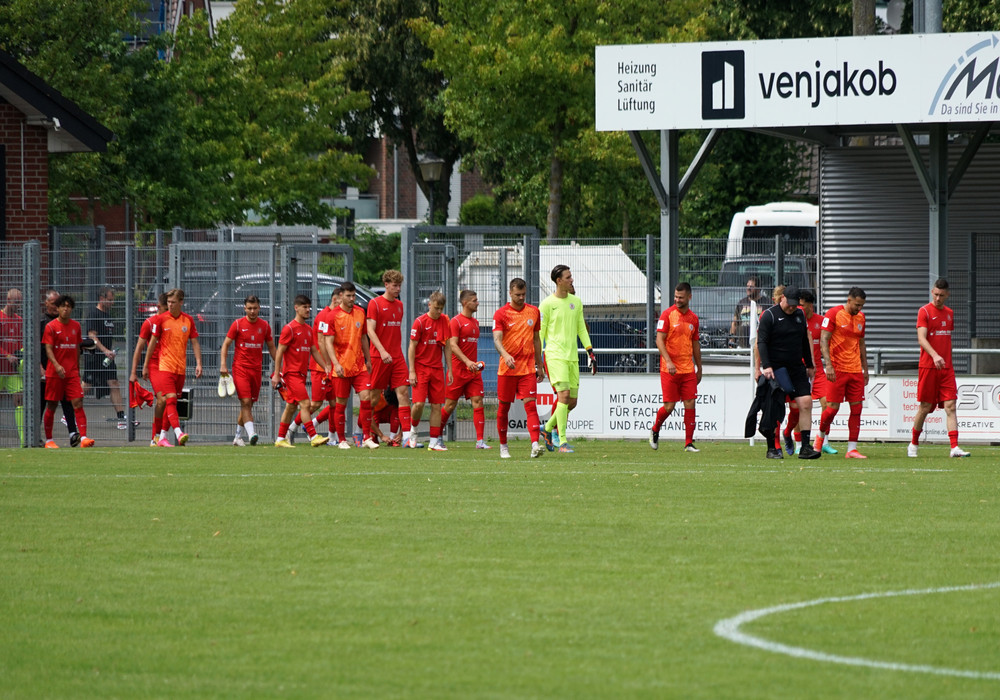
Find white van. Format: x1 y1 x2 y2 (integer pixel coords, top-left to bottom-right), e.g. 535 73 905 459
724 202 819 260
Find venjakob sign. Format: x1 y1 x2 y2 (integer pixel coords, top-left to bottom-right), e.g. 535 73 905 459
596 33 1000 131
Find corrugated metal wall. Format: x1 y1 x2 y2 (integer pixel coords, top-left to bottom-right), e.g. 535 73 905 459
820 143 1000 370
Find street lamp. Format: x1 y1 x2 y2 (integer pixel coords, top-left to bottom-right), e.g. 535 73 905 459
418 153 445 223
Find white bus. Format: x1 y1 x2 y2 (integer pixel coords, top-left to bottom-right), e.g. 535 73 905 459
724 202 819 260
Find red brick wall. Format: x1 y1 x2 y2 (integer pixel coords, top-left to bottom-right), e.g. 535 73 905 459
1 103 49 243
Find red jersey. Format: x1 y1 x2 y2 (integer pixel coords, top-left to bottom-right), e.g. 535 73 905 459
367 295 404 359
450 313 480 378
806 312 824 368
0 308 23 374
493 303 540 376
328 306 368 376
139 315 162 368
226 316 273 373
821 305 866 373
410 313 451 369
42 317 83 378
278 320 314 376
917 302 954 369
311 306 339 371
656 305 699 374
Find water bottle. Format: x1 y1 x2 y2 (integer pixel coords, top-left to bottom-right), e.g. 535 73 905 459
103 350 115 368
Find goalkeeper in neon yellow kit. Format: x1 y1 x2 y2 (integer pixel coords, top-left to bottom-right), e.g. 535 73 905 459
539 265 597 454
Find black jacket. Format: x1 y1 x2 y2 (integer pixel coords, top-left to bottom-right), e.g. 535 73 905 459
745 375 786 439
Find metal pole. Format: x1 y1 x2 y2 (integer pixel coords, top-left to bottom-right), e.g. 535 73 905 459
661 130 680 296
646 234 656 372
125 245 135 442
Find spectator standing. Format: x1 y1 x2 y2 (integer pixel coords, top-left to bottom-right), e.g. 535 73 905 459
909 279 970 458
83 286 127 428
0 288 24 445
731 276 765 348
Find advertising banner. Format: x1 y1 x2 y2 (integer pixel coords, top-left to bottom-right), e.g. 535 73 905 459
596 32 1000 131
505 374 1000 443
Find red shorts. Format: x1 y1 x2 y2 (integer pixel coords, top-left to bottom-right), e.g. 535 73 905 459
233 366 263 402
660 371 697 403
446 371 485 401
45 372 83 401
497 373 537 403
311 369 335 402
371 355 409 391
917 367 957 408
412 365 446 404
811 367 830 401
282 372 309 404
334 371 372 399
151 370 185 396
826 371 865 404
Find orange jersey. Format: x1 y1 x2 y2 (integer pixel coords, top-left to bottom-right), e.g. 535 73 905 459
492 303 540 376
821 305 865 373
656 305 699 374
151 312 198 375
328 306 368 376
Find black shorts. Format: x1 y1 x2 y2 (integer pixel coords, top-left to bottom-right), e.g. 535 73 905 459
83 354 119 398
774 363 811 399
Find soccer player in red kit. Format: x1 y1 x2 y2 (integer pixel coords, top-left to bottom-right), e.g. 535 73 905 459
272 295 331 447
220 295 277 447
649 282 702 452
324 281 377 449
143 288 203 447
42 295 94 448
130 293 168 446
909 278 969 458
816 287 868 458
407 291 452 450
493 278 544 459
442 289 490 449
286 288 341 444
367 269 414 445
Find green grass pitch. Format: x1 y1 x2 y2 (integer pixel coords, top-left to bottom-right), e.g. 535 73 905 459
3 440 999 699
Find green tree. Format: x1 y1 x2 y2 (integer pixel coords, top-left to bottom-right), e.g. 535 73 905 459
344 0 465 225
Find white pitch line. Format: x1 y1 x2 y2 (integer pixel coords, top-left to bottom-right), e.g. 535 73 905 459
714 582 1000 680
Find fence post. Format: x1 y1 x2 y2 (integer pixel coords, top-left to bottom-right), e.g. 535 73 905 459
969 232 977 338
22 241 41 448
646 234 657 372
125 245 136 442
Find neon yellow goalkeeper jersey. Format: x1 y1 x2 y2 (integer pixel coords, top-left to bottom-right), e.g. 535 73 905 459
539 293 592 362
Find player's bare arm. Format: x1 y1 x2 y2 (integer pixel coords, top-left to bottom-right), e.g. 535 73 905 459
448 337 475 371
271 345 287 387
693 341 703 384
142 336 159 380
407 338 418 386
655 331 676 375
445 343 454 386
859 337 869 384
533 333 544 381
45 343 64 378
917 326 946 369
308 345 330 375
323 335 344 377
362 335 372 371
191 336 203 379
367 318 391 363
219 336 234 376
129 338 147 383
820 329 835 381
493 329 515 369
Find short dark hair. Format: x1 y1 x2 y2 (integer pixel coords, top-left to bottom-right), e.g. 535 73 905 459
383 387 399 406
550 264 570 283
244 295 261 305
848 286 866 300
339 281 356 293
675 282 692 294
459 289 477 303
330 286 344 301
56 294 75 309
798 289 816 304
158 292 169 307
933 278 949 290
99 285 115 299
509 278 527 292
293 294 311 307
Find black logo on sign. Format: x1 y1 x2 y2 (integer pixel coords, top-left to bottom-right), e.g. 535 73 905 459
702 50 745 120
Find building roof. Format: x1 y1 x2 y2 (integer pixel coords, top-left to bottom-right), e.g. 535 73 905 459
0 49 114 153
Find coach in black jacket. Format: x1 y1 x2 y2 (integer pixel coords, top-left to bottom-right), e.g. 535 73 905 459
756 286 821 460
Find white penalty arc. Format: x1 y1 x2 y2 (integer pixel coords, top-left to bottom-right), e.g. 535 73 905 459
714 582 1000 680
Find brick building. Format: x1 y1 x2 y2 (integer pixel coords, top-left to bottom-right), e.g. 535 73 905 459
0 50 113 244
